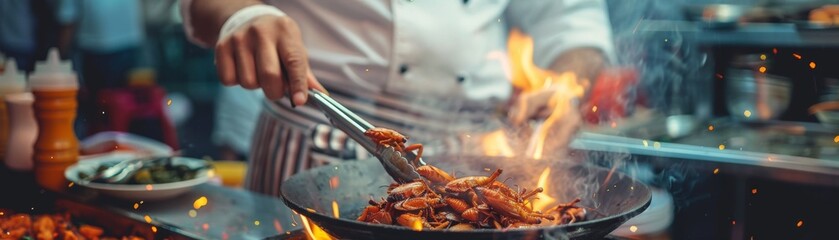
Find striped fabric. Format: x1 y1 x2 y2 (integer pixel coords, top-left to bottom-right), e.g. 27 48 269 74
244 100 371 196
243 95 487 196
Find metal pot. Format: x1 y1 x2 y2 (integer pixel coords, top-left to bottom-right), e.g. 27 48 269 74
725 69 792 121
281 155 651 240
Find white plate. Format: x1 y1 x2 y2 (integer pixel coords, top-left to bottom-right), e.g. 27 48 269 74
65 153 213 201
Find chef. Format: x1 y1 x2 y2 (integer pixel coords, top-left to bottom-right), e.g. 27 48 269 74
181 0 614 196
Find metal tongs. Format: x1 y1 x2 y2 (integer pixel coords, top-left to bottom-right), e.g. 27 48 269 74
307 89 425 183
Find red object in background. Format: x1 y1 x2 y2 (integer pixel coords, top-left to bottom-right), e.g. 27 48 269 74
583 68 642 124
93 86 179 150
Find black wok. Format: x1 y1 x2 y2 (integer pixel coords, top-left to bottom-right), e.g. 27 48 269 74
281 156 651 240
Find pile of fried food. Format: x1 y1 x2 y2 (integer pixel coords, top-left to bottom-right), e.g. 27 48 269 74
357 128 587 230
0 211 142 240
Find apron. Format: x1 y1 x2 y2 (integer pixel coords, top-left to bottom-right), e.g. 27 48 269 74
243 93 499 197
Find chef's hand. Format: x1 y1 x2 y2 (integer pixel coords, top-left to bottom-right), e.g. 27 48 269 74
508 86 582 154
215 15 326 105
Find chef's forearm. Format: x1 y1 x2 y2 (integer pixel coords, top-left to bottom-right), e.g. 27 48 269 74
189 0 264 45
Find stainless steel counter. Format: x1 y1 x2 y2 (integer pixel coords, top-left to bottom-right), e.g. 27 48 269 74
71 184 304 240
573 119 839 187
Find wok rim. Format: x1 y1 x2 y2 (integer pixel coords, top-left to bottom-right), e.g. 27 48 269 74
280 158 652 236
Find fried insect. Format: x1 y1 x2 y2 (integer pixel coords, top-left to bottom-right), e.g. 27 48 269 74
417 165 455 185
444 169 502 193
365 127 424 163
357 125 587 230
387 181 436 202
393 197 445 212
473 187 555 224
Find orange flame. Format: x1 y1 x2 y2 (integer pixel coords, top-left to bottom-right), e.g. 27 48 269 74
531 167 556 212
331 201 340 218
411 219 423 231
300 214 333 240
508 28 586 159
481 129 515 157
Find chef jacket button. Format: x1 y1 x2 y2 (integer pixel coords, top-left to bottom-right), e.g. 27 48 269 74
463 0 469 4
456 75 466 83
399 64 409 75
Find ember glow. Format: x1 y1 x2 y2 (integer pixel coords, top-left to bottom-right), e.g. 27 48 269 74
193 196 208 209
328 176 340 190
331 201 340 218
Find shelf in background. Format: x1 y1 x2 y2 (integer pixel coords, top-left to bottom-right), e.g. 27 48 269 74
637 20 839 47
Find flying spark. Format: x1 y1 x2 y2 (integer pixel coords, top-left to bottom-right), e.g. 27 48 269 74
758 66 767 73
744 110 752 118
719 144 725 150
810 62 816 69
708 125 714 131
792 53 802 59
713 168 720 174
797 220 803 228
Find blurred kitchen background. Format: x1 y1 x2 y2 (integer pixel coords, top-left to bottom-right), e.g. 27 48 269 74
3 0 839 239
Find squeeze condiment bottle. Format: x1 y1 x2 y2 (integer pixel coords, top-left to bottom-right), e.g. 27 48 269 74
0 60 33 171
28 48 79 191
0 60 27 164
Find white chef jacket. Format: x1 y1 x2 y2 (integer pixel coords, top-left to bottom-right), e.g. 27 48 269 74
182 0 614 155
